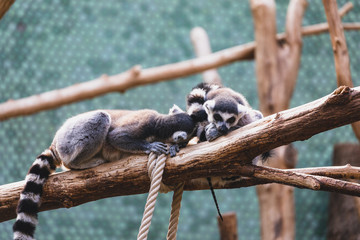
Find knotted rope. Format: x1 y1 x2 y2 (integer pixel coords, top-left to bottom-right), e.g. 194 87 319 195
137 152 185 240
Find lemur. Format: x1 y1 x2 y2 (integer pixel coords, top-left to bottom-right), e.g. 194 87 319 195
13 106 196 240
186 82 268 220
187 82 263 143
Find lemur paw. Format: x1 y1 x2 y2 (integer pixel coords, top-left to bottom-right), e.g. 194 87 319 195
253 110 263 120
168 144 180 157
146 142 168 155
205 123 221 142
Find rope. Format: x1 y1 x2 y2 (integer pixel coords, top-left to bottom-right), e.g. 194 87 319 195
137 152 184 240
137 152 167 240
166 182 185 240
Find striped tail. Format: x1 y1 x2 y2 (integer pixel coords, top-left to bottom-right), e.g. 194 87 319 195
13 149 57 240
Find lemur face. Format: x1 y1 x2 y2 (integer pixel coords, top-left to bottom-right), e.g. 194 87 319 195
168 104 196 143
204 100 248 134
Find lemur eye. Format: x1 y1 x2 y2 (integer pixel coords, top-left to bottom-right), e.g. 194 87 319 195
213 114 223 122
227 117 236 124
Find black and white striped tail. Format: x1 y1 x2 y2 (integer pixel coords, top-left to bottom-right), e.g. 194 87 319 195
13 149 57 240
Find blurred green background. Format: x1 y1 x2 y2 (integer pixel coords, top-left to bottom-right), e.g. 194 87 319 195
0 0 359 239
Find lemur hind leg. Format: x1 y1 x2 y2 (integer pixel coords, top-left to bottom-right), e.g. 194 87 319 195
53 111 111 169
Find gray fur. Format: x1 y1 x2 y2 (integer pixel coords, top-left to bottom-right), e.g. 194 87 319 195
187 84 263 141
53 111 111 169
13 107 196 240
186 83 268 221
51 108 196 170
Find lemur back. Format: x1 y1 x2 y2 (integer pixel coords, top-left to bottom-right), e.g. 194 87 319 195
13 107 196 240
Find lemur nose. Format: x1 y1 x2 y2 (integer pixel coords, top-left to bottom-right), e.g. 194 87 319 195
218 124 228 134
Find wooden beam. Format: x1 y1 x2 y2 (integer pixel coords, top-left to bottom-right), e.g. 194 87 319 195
217 212 238 240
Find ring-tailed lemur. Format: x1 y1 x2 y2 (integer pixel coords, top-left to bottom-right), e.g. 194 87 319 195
186 82 270 220
13 106 196 240
187 82 263 143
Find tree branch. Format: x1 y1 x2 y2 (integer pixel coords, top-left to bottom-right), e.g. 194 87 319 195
286 164 360 179
322 0 360 142
1 86 360 222
0 0 15 20
250 0 307 238
1 18 360 121
323 0 352 87
239 164 360 195
190 27 222 85
197 164 360 191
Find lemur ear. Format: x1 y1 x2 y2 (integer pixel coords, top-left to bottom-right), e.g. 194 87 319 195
169 104 184 115
237 104 248 117
190 110 208 122
204 100 215 113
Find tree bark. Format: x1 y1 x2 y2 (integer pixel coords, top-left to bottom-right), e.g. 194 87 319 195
327 143 360 240
322 3 360 234
1 19 360 121
190 27 222 85
0 0 15 20
322 0 360 141
218 212 238 240
2 86 360 223
250 0 307 239
322 0 352 87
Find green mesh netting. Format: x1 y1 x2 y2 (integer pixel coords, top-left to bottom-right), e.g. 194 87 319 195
0 0 359 239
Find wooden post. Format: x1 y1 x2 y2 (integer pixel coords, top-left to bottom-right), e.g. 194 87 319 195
327 144 360 239
217 212 238 240
250 0 307 239
322 2 360 235
322 0 360 141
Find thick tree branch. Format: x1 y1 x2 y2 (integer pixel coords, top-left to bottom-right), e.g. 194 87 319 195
190 27 222 85
323 0 352 86
240 165 360 195
200 164 360 190
250 0 307 239
277 1 356 39
1 86 360 223
250 0 279 115
322 0 360 141
287 164 360 179
0 41 255 121
1 18 359 121
0 0 15 20
282 0 307 105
